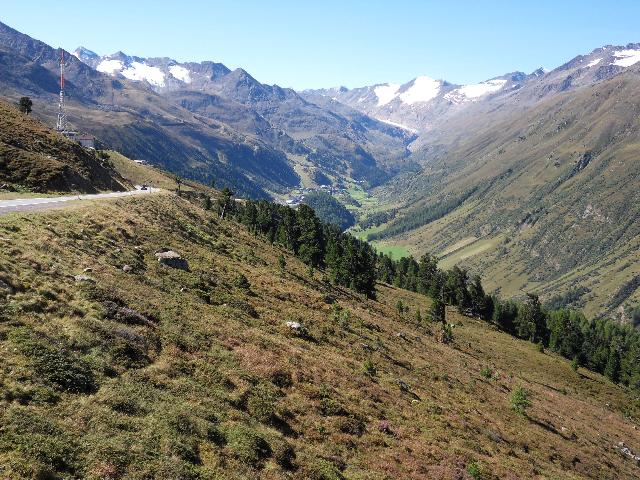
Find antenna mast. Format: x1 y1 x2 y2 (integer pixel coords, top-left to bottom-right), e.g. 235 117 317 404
55 50 67 132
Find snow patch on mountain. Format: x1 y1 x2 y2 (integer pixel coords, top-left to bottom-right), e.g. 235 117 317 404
378 118 418 133
611 49 640 67
121 62 166 87
443 79 506 103
97 59 124 74
586 58 602 68
169 65 191 83
457 79 506 99
399 76 441 105
374 83 400 106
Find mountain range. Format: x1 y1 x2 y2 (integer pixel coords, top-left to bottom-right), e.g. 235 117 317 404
1 19 639 319
0 20 415 198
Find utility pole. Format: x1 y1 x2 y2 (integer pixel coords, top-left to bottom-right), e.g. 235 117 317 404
56 50 67 132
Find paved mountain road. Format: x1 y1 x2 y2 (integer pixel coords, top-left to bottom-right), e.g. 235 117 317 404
0 188 160 216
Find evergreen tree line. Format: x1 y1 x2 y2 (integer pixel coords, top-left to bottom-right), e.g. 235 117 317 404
367 187 478 241
228 199 377 298
302 191 356 231
220 193 640 391
377 252 640 391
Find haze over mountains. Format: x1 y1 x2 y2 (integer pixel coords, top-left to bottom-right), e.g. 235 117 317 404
1 18 639 319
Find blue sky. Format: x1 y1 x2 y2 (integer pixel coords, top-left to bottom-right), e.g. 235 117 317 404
2 0 639 89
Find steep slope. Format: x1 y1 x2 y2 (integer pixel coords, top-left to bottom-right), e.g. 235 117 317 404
0 21 298 198
365 70 640 319
0 193 639 479
72 46 414 186
0 100 127 193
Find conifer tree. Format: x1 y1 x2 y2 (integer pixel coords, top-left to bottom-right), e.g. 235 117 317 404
217 187 234 219
18 96 32 115
429 296 446 324
296 204 324 267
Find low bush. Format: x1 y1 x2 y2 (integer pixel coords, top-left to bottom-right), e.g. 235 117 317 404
225 424 271 467
362 359 377 378
298 456 345 480
246 383 279 424
234 274 251 289
319 397 348 417
467 461 482 479
271 438 296 469
510 386 531 416
9 328 97 393
480 367 492 379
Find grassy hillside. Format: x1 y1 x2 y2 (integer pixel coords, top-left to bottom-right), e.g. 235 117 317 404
0 100 128 193
0 193 638 479
370 72 640 319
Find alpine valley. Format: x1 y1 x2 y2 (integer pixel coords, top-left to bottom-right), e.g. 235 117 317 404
1 19 639 319
2 15 640 480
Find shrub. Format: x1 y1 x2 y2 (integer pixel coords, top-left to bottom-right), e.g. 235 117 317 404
226 424 271 467
270 369 293 388
299 457 344 480
246 383 279 424
480 367 492 379
102 389 146 416
234 274 251 289
168 436 201 464
0 407 79 475
9 328 97 393
510 386 531 416
206 424 226 446
336 415 366 436
362 359 377 378
441 323 454 344
467 461 482 479
571 357 580 372
319 397 348 417
271 438 296 469
168 411 201 437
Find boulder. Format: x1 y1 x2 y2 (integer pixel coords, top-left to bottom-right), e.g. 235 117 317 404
286 321 302 331
103 301 153 326
155 250 189 271
0 279 13 293
74 274 96 284
122 265 133 273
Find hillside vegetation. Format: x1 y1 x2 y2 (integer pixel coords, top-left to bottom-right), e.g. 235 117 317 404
0 100 127 193
1 193 639 479
370 72 640 319
302 191 356 231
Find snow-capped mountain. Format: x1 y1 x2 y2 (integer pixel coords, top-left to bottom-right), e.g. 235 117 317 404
305 43 640 133
73 47 230 91
67 44 413 188
304 72 529 132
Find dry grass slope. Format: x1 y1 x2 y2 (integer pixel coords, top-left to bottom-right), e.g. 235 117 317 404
0 194 638 479
0 100 127 193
